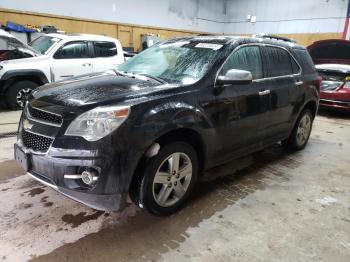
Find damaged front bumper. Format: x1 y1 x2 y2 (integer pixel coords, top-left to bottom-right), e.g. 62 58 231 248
14 141 129 212
27 171 126 211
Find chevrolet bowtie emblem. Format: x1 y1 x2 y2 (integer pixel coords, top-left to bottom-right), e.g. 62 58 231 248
23 119 33 130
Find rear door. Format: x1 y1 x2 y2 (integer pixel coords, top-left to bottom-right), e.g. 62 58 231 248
260 45 301 142
92 41 124 73
212 45 270 161
50 41 93 81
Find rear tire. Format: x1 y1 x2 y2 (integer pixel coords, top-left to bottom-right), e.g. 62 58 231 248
5 80 38 109
130 141 198 216
282 109 313 151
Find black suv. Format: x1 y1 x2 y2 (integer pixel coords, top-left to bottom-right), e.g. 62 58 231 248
15 36 320 216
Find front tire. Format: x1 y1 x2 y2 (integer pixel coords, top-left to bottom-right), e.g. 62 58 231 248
131 142 198 216
5 80 38 109
283 109 313 150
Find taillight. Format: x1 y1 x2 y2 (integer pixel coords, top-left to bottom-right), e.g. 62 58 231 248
316 76 322 93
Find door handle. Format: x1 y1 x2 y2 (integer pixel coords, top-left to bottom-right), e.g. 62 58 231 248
82 63 91 67
60 75 74 78
258 90 270 96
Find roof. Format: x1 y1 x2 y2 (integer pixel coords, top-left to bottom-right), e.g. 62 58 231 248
316 64 350 74
170 35 304 49
46 33 119 42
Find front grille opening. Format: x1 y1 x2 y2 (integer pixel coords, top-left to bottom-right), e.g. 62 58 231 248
21 130 53 153
28 105 63 126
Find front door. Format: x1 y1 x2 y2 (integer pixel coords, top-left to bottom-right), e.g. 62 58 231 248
50 41 93 82
212 45 269 163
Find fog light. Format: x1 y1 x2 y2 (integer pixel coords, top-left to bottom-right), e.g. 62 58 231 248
81 170 98 185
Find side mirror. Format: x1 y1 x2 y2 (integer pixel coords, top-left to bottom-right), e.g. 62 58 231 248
216 69 253 86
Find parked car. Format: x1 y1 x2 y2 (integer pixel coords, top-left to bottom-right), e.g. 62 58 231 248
0 33 124 109
15 35 320 216
316 64 350 111
0 29 37 61
307 39 350 65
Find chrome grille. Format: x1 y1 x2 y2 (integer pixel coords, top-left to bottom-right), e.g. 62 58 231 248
21 130 53 153
27 105 62 126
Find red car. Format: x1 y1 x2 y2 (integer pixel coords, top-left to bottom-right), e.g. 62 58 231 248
308 39 350 65
308 39 350 111
316 64 350 111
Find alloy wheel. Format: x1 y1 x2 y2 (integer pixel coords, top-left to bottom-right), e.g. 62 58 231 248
16 88 32 108
152 152 193 207
296 113 311 147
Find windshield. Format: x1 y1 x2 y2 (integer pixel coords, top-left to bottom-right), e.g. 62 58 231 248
30 36 62 55
118 41 222 84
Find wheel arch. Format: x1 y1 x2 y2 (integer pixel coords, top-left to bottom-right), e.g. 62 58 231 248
153 128 206 173
129 127 206 197
1 69 49 94
302 99 318 120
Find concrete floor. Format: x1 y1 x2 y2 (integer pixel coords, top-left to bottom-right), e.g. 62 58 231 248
0 109 349 262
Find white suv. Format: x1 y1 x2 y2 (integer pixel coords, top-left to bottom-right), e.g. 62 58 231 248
0 33 124 109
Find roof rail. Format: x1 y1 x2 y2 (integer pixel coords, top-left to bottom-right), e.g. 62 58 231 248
254 34 296 43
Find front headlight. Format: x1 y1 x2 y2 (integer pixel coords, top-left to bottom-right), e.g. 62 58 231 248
65 105 130 141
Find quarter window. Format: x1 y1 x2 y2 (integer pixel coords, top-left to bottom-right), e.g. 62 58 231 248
93 41 117 57
220 46 263 80
265 46 298 77
54 41 89 59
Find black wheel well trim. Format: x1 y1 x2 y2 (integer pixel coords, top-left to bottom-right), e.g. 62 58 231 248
287 99 318 139
1 70 49 93
153 128 206 172
302 99 318 120
129 127 207 196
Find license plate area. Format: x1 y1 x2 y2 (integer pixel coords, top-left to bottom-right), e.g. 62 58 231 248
15 145 30 172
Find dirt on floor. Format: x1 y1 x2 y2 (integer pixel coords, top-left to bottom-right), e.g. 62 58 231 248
0 110 349 262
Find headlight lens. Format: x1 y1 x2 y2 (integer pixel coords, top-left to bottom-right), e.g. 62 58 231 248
65 105 130 141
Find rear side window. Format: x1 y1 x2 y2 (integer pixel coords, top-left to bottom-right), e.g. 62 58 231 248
54 41 89 59
93 41 117 57
293 49 316 74
264 46 297 77
220 46 263 79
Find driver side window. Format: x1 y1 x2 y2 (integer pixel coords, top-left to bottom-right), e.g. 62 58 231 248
54 41 89 59
220 46 263 80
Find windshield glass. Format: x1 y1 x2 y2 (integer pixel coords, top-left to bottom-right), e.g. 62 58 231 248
30 36 62 54
118 41 222 84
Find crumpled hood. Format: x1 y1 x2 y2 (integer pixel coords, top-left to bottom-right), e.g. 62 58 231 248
1 54 46 65
31 71 178 109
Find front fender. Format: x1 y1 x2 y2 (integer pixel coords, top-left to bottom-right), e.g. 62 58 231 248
1 69 49 83
132 100 213 148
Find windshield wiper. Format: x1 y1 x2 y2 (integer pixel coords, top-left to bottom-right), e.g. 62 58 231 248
139 73 167 84
114 70 167 84
113 69 128 76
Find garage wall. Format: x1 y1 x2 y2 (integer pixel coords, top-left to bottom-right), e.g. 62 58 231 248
1 0 348 48
223 0 348 46
0 0 226 34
